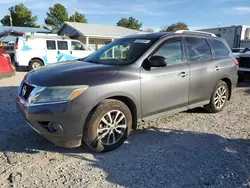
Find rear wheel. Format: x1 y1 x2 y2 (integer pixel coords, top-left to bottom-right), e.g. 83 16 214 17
29 59 43 70
204 80 229 113
83 99 132 153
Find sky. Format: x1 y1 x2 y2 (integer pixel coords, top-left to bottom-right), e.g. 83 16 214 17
0 0 249 31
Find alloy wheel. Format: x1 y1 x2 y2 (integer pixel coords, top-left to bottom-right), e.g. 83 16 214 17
97 110 127 146
214 86 227 109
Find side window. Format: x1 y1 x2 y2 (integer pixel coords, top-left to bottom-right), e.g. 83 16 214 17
71 41 85 50
57 41 68 50
208 39 229 58
154 40 183 65
46 40 56 50
185 37 212 62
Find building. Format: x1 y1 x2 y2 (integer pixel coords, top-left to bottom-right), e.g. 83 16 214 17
0 26 51 44
199 25 250 49
58 22 146 50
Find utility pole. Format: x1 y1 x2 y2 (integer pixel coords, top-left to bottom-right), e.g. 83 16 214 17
9 10 12 26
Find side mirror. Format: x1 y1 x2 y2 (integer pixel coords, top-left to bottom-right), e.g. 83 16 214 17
148 56 167 67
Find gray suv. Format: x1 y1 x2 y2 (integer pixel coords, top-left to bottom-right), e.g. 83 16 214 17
16 31 238 152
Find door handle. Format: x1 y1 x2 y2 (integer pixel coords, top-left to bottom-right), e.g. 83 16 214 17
215 66 220 71
57 51 60 54
178 72 188 78
70 51 72 54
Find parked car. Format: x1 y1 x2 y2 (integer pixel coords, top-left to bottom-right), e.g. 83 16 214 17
236 53 250 82
16 31 238 152
15 33 94 70
232 47 250 57
0 30 24 64
0 48 15 80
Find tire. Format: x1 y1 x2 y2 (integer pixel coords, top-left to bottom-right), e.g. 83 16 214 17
204 80 229 113
29 59 43 70
83 99 133 153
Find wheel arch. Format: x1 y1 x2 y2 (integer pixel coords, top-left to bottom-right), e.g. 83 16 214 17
85 93 140 131
29 57 44 66
221 77 232 100
107 96 138 130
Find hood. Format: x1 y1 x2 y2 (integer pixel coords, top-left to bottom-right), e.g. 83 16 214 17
26 61 120 86
236 52 250 58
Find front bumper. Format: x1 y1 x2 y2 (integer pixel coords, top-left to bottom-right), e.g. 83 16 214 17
16 96 83 148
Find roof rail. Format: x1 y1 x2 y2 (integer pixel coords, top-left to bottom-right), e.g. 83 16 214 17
24 33 70 39
25 32 57 36
175 30 216 37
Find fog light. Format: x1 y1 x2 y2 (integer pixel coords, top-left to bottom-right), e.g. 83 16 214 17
48 122 60 133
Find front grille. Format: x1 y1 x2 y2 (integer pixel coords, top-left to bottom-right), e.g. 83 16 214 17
239 57 250 68
21 82 35 100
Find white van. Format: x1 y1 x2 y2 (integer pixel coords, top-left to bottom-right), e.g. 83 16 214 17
15 33 94 70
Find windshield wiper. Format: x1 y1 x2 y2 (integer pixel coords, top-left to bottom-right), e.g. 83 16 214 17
85 59 99 64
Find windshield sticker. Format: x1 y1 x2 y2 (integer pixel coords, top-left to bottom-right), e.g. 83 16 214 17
134 39 151 44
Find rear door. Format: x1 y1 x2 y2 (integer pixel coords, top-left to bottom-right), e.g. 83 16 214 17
46 40 57 64
71 40 92 58
184 37 222 105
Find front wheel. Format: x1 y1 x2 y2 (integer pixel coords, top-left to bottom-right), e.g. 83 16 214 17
83 99 132 153
204 80 229 113
29 59 43 70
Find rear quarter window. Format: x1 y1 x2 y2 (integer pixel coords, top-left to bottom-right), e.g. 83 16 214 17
208 39 229 58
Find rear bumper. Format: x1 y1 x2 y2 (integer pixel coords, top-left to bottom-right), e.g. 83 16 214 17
238 68 250 78
14 61 19 67
238 67 250 72
0 71 15 80
16 96 84 148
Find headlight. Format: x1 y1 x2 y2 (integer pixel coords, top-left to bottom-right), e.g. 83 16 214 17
30 85 88 104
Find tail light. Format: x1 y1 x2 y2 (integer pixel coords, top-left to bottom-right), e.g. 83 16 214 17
15 38 18 49
0 53 10 59
233 58 239 67
24 73 28 80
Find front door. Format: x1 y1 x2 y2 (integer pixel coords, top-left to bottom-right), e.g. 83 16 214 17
141 37 189 118
71 41 92 58
46 40 57 64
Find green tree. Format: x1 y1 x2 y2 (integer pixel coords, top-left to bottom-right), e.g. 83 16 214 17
160 22 189 32
1 4 37 27
117 17 142 30
45 3 69 30
143 28 154 32
69 11 87 23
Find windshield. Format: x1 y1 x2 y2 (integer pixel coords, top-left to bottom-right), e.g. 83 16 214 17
84 38 156 65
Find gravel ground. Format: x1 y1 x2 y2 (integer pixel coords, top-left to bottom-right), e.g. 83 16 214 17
0 72 250 188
